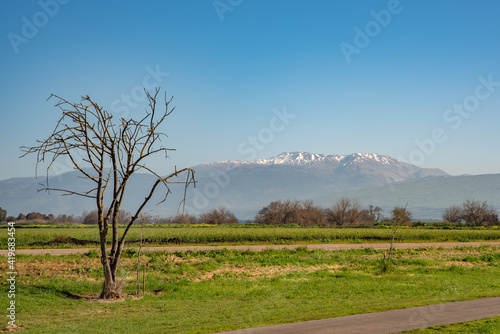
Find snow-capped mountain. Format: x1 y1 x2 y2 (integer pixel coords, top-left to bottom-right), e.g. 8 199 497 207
3 151 498 221
199 151 352 169
195 151 447 183
179 151 453 219
260 152 393 167
254 152 343 166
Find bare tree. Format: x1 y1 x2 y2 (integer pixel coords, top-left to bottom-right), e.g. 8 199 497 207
386 204 412 267
83 210 99 225
301 200 327 226
256 200 326 226
368 205 383 222
326 198 349 226
326 197 367 226
0 207 6 222
461 199 498 227
26 212 45 220
56 214 68 223
442 205 463 223
22 88 195 299
169 213 197 224
198 206 239 225
256 200 294 225
83 208 132 225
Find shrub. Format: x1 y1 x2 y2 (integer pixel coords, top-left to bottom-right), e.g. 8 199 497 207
256 200 326 226
461 199 499 227
198 206 238 225
325 198 374 226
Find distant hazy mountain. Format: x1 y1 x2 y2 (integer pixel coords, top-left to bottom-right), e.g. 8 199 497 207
0 152 498 221
196 151 447 181
186 152 449 219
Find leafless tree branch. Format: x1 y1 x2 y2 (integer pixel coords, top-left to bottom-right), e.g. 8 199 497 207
22 88 195 299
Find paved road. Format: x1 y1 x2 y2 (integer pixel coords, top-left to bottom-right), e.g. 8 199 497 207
2 241 500 256
214 297 500 334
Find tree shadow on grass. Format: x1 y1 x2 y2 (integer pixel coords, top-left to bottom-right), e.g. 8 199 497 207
32 284 154 304
32 285 85 300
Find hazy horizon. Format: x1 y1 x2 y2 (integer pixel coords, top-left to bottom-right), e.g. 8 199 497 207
1 150 496 183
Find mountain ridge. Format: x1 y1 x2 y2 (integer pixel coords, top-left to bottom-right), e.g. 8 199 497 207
0 152 497 221
199 151 406 168
195 151 448 183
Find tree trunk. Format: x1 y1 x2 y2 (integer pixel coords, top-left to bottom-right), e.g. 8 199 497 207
99 255 122 299
98 230 122 299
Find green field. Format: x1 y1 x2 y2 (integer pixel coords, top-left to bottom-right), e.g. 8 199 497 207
2 246 500 333
4 225 500 248
401 316 500 333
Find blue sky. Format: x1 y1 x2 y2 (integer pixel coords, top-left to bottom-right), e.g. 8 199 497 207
1 0 500 180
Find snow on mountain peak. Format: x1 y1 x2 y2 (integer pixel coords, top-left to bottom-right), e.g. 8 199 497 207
267 152 394 166
345 153 394 165
194 151 448 184
197 152 419 172
270 152 327 165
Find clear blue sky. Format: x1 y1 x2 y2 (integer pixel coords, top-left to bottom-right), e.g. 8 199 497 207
1 0 500 180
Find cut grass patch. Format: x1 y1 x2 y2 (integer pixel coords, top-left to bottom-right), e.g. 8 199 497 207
399 316 500 333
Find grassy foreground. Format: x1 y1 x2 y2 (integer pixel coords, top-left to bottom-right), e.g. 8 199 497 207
1 246 500 333
4 225 500 248
401 316 500 333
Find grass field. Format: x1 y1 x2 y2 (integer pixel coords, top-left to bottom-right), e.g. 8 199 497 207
4 225 500 248
1 246 500 333
401 316 500 333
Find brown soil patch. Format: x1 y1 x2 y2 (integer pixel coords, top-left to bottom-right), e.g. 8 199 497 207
0 257 140 281
445 261 479 268
28 236 99 247
68 292 147 303
195 263 342 281
6 258 100 280
0 326 23 333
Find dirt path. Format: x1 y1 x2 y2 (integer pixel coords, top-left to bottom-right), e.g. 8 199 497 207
3 241 500 256
214 297 500 334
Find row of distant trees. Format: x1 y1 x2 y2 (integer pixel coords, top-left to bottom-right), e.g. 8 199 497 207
0 200 380 226
0 208 78 223
1 198 498 227
258 198 499 227
442 199 499 226
78 199 388 227
255 198 383 227
0 209 77 223
0 206 239 226
81 206 240 225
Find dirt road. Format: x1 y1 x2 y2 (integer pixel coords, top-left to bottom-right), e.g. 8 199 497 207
3 241 500 256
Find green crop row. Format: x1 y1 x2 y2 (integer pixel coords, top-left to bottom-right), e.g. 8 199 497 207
3 226 500 248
